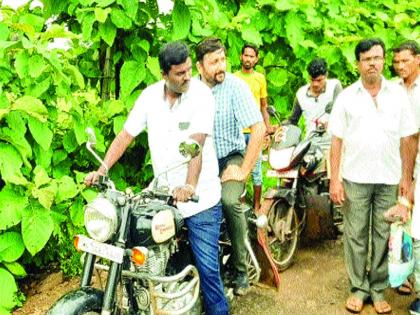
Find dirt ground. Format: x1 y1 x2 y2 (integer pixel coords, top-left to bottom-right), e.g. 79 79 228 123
13 237 415 315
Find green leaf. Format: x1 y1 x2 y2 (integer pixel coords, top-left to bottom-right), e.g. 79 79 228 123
26 77 51 98
34 144 52 170
99 18 117 46
0 232 25 262
172 0 191 40
28 117 53 151
113 115 126 135
0 23 10 41
266 69 289 88
94 7 112 23
241 25 262 47
120 60 146 100
0 268 17 310
73 118 87 145
13 96 48 122
81 13 95 41
28 55 47 78
41 24 79 41
14 50 29 79
146 56 161 80
104 99 125 118
0 144 27 185
19 14 45 32
110 9 132 29
33 165 51 188
0 186 27 231
21 204 54 256
117 0 138 20
70 197 84 227
32 182 57 210
96 0 116 7
285 11 305 52
3 262 26 277
63 130 78 153
64 64 85 89
56 176 78 203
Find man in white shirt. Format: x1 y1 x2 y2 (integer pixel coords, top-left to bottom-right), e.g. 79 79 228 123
85 42 228 315
285 57 342 137
393 40 420 314
329 38 418 314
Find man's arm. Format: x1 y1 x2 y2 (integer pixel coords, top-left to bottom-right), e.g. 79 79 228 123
325 81 343 114
399 133 418 200
221 121 265 182
260 98 275 134
284 98 302 125
84 129 134 185
173 133 206 202
329 135 345 205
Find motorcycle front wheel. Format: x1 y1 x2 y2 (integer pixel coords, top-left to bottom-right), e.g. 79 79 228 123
267 201 299 271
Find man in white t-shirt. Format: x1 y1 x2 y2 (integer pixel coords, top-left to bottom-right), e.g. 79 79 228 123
329 38 417 314
285 57 342 137
393 40 420 314
85 42 228 315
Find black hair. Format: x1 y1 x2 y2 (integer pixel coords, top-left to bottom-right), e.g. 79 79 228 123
195 37 225 62
158 41 189 74
393 40 420 56
242 43 259 56
307 58 327 78
354 38 386 61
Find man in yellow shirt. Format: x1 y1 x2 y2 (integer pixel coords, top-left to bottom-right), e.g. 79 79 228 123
235 43 273 210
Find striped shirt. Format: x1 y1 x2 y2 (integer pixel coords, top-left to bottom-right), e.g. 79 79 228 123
210 73 263 159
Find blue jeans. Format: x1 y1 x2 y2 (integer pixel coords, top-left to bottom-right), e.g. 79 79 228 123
244 133 262 186
185 202 228 315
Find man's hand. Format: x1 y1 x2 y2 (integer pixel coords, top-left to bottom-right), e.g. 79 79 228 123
172 185 195 203
330 179 345 205
266 125 277 135
84 170 105 187
384 204 411 223
399 177 414 203
221 164 247 183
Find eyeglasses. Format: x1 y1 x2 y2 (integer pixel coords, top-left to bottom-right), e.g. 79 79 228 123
360 56 384 63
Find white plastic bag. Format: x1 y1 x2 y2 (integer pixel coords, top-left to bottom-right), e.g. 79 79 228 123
388 221 414 288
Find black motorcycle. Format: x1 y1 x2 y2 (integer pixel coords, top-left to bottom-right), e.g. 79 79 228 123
47 128 272 315
261 106 341 271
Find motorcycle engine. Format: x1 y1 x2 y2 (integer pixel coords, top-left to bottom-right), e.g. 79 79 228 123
129 202 184 247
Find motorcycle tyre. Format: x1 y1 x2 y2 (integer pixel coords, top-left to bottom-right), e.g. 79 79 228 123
267 202 299 271
46 287 103 315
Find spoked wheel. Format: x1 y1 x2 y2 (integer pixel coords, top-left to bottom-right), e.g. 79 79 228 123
267 201 299 271
245 249 259 284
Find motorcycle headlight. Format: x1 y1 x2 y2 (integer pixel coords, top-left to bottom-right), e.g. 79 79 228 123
84 196 118 242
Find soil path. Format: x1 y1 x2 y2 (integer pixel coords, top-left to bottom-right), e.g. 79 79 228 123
13 238 414 315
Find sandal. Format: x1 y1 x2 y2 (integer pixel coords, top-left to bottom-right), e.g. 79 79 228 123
345 296 364 313
396 280 413 295
373 300 392 314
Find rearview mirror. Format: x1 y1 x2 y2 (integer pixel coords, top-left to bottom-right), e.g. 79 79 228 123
179 139 201 160
267 106 277 116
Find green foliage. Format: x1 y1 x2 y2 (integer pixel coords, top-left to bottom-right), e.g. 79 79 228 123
0 0 418 313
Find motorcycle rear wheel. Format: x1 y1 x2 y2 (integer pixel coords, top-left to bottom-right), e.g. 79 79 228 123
267 201 299 271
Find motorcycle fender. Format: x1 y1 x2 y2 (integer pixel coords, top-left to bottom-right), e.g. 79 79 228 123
46 287 103 315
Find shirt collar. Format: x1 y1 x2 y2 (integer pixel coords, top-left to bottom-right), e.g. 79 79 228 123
161 80 189 109
397 74 420 90
355 76 390 94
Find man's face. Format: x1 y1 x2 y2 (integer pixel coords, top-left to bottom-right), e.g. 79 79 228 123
163 57 192 94
357 45 384 84
240 47 258 70
310 75 327 95
197 48 226 86
393 49 420 80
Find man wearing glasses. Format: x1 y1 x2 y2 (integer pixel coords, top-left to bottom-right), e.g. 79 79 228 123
328 38 417 314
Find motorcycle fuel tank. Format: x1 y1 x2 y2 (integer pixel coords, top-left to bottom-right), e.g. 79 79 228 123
130 203 184 247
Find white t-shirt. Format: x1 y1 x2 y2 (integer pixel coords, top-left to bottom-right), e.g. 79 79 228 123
328 77 417 184
124 78 221 218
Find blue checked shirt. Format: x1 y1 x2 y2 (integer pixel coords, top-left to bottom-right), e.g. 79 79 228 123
211 73 263 159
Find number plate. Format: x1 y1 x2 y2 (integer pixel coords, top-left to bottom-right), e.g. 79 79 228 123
266 169 299 178
76 235 124 264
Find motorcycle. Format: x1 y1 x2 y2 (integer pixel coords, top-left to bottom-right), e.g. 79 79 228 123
260 106 342 271
47 128 277 315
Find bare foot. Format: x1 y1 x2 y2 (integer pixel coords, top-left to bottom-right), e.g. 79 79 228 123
373 300 392 314
345 296 363 313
